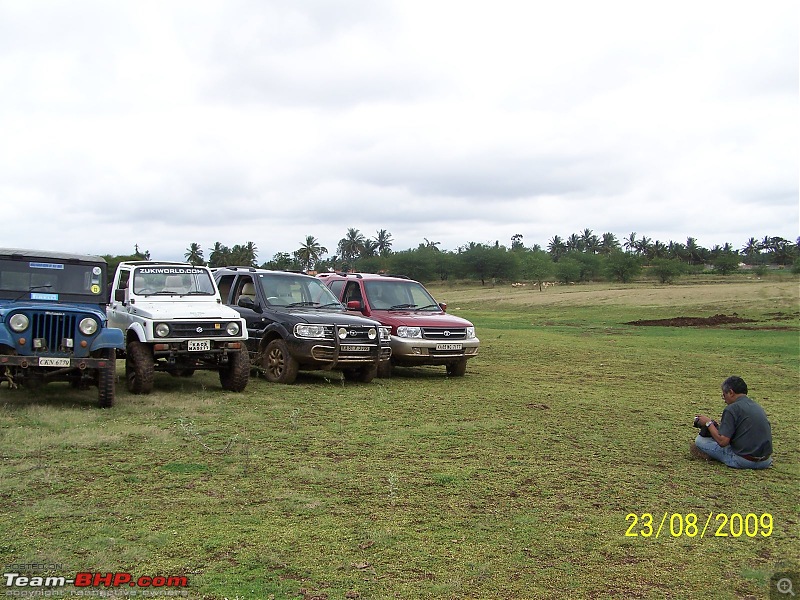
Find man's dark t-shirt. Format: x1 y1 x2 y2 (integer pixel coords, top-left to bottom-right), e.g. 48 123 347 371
718 395 773 458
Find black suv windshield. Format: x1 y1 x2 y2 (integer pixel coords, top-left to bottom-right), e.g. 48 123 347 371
259 274 340 307
0 257 106 302
364 280 439 310
133 267 216 296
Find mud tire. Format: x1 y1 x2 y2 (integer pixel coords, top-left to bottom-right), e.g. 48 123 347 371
126 341 154 394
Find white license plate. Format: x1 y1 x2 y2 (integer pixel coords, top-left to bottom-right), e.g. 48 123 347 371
39 357 71 367
188 340 211 352
435 343 463 351
341 345 369 352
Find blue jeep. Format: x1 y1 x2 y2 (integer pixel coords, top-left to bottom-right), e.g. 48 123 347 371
0 248 124 407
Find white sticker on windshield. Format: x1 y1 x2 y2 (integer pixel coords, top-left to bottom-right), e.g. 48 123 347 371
31 292 59 301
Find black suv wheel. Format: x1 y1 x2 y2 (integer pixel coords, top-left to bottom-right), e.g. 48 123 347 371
262 339 299 384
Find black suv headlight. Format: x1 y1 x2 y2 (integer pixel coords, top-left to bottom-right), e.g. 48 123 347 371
295 324 326 339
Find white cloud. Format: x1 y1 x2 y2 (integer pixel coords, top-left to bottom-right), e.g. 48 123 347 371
0 0 796 262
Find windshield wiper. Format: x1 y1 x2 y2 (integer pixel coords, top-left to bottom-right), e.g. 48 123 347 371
286 301 318 307
15 285 52 301
317 302 343 308
415 304 440 311
389 303 417 310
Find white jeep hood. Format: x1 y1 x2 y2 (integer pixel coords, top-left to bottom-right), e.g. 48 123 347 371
128 299 242 321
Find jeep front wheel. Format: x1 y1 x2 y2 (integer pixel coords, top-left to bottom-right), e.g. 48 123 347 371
220 347 249 392
126 341 154 394
262 339 299 384
97 348 116 408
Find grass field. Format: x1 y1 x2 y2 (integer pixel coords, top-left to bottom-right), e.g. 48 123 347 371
1 275 798 599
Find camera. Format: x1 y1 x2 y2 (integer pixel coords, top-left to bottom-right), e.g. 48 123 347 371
693 416 718 437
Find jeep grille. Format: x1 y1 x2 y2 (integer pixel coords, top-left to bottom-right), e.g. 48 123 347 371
32 312 77 352
422 327 467 340
164 322 236 338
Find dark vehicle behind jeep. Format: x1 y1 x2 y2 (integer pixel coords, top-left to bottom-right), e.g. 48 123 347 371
0 248 124 407
214 267 390 384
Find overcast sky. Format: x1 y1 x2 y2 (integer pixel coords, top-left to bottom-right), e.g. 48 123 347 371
1 0 797 263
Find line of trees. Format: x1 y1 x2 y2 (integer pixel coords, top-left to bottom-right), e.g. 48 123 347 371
170 229 800 286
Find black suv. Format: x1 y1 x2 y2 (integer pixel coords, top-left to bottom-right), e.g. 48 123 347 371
214 267 390 383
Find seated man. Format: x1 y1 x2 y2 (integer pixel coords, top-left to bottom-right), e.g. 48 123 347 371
690 375 773 469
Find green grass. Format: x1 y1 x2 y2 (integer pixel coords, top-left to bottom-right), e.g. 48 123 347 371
1 277 798 599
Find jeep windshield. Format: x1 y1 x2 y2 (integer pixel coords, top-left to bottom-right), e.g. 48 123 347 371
0 256 106 303
364 280 441 311
258 274 341 308
133 267 216 296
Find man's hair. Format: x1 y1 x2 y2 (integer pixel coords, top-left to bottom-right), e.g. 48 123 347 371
722 376 748 395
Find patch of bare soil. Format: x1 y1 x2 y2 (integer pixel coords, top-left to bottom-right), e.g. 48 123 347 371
625 313 756 327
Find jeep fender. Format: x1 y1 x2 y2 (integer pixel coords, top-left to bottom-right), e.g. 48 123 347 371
89 327 126 352
0 324 14 349
124 322 148 344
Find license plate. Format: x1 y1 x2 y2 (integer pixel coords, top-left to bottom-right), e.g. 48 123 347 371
435 343 463 351
188 340 211 352
341 345 369 352
39 357 71 367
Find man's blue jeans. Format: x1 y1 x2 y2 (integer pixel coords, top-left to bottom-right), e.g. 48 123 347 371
695 435 772 469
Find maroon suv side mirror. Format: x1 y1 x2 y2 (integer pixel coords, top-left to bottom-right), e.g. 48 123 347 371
439 302 447 313
346 300 363 312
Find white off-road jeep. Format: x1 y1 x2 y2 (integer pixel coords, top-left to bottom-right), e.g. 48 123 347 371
107 261 249 393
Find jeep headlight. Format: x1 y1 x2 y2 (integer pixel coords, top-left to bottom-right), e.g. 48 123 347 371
155 323 171 337
79 317 99 336
397 326 422 339
9 314 29 333
226 322 240 336
379 326 391 341
466 326 476 339
296 324 326 339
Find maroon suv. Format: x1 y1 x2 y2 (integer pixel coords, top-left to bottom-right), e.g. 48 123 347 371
318 272 479 377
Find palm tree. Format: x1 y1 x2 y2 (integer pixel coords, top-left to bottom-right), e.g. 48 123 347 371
651 240 668 259
600 232 620 255
208 242 231 268
338 228 366 262
741 237 760 263
374 229 393 256
624 232 637 254
686 237 703 265
230 242 258 267
423 238 441 251
184 243 205 266
296 236 328 271
360 239 379 258
547 236 566 261
635 236 652 258
581 229 600 254
566 233 584 252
